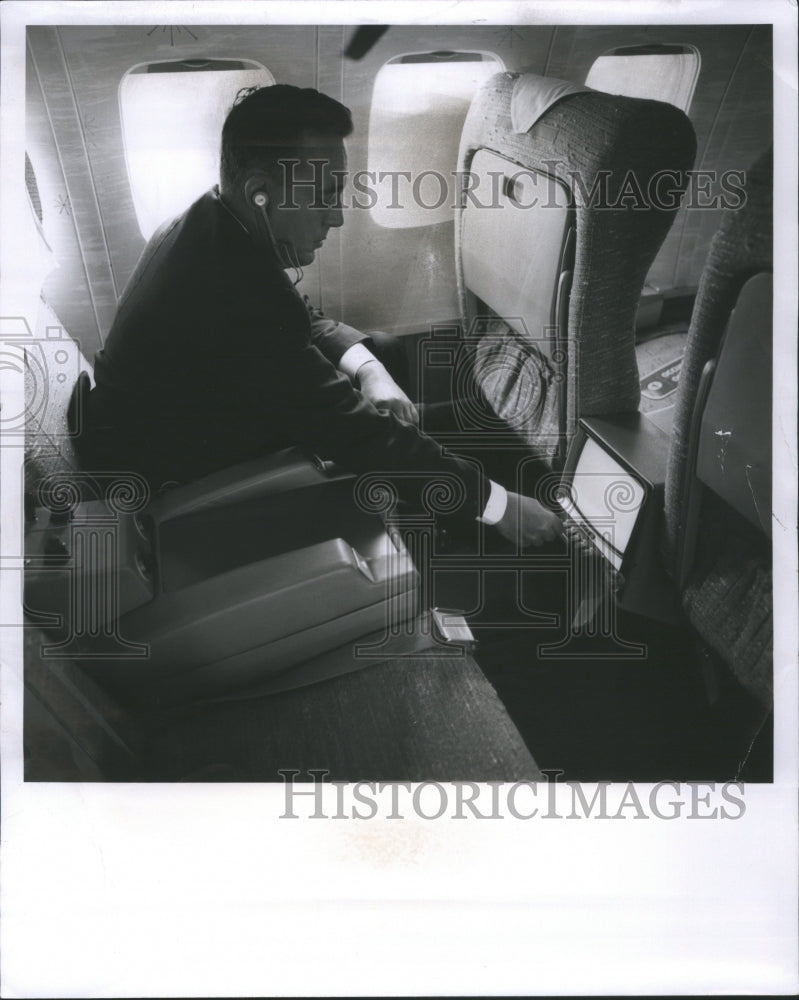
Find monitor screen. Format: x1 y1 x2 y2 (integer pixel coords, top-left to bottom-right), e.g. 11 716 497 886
559 437 646 569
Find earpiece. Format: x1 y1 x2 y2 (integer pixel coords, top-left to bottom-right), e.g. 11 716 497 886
249 186 303 285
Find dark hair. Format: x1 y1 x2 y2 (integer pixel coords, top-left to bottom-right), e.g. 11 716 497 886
220 83 353 192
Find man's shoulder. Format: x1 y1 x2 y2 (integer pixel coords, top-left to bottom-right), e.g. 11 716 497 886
111 189 226 326
174 189 287 284
126 189 222 277
114 186 298 338
164 187 234 258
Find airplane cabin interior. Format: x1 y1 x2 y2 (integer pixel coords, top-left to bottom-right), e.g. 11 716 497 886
16 21 775 783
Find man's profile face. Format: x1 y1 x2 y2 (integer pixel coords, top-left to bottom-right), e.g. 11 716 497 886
265 134 347 267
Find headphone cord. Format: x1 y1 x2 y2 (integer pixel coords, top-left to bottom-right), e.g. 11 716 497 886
219 191 303 285
284 245 304 286
253 197 304 284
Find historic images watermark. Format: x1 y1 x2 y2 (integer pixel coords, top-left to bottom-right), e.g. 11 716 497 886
277 770 747 821
276 162 748 212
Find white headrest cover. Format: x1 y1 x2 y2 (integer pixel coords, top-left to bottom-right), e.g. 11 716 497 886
510 73 589 133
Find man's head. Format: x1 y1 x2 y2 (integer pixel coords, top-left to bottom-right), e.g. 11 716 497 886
220 84 353 266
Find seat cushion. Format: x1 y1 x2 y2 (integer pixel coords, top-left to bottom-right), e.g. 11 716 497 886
141 653 543 782
682 498 772 706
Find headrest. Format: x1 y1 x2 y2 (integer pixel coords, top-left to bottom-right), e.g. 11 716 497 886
510 73 590 132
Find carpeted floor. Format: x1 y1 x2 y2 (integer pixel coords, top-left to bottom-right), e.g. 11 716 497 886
429 533 772 782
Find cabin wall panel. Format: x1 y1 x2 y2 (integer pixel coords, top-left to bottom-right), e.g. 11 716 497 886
27 27 112 359
26 45 92 355
27 29 119 349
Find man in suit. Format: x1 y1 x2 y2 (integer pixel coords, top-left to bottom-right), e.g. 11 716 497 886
78 84 562 547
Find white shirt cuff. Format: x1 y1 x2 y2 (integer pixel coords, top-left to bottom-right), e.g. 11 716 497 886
339 343 378 380
478 480 508 524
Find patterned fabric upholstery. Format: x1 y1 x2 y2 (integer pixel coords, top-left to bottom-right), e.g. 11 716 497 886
456 72 696 462
663 148 773 572
142 653 543 782
682 497 773 705
663 148 773 705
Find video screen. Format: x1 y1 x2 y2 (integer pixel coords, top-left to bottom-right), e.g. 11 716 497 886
560 437 646 568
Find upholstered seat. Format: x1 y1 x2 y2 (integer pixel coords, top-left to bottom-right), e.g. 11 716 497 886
662 148 773 706
455 71 697 467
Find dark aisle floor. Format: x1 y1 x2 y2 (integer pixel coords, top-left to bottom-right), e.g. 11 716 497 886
470 622 772 782
430 532 773 782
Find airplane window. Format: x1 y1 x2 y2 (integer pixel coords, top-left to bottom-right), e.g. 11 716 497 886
119 59 275 239
585 44 701 114
367 50 504 229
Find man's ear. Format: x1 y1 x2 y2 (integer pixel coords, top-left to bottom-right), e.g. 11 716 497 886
243 171 275 212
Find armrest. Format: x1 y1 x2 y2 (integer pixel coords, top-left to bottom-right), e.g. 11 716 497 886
145 448 354 526
102 534 419 701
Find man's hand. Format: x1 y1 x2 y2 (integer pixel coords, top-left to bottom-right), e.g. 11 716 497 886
494 491 565 548
357 360 419 425
564 518 595 555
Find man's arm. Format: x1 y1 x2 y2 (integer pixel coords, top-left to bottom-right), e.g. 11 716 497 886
305 296 419 425
244 322 561 542
305 296 367 365
234 283 562 543
346 357 419 426
234 324 488 519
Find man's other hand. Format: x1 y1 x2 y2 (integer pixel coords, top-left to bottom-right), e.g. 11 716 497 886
494 491 565 548
357 361 419 424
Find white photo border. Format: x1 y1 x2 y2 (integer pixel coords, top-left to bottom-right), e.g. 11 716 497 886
1 2 796 996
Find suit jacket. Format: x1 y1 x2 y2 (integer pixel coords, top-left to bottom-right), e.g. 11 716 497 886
79 188 488 518
305 296 368 363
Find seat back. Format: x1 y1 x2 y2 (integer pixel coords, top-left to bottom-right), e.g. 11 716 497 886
662 148 773 705
455 71 696 466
